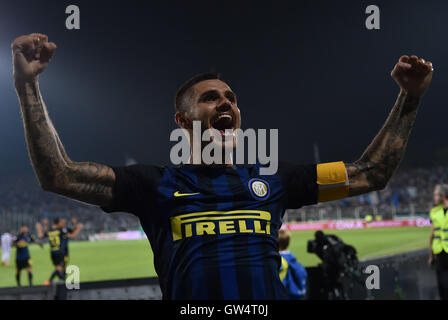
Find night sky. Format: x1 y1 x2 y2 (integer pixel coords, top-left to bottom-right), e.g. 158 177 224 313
0 0 447 179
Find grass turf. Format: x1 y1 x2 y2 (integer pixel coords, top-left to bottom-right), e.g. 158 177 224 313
0 226 430 288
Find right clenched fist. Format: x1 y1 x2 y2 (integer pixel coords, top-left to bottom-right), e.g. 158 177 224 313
12 33 56 83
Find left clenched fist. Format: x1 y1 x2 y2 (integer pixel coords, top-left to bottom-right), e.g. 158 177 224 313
391 55 433 98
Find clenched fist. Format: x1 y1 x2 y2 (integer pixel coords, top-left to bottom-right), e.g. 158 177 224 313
391 55 433 98
12 33 56 83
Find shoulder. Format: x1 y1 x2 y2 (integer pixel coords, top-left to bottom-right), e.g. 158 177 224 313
430 205 442 214
268 162 316 176
274 162 317 184
283 251 297 261
111 164 167 180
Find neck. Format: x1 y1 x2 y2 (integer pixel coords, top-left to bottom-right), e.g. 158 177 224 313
188 143 234 167
443 200 448 209
187 154 234 167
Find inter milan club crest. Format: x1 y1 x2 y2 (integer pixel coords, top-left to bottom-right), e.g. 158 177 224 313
248 178 270 200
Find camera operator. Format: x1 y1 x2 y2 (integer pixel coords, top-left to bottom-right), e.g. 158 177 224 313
308 230 358 299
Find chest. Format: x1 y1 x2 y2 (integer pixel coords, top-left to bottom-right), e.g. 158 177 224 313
19 235 31 243
146 171 285 241
432 210 448 226
157 172 283 212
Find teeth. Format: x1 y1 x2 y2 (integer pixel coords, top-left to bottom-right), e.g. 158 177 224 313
218 114 232 120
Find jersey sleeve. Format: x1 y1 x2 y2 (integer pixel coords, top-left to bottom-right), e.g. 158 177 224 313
278 161 350 208
277 162 318 208
100 164 163 215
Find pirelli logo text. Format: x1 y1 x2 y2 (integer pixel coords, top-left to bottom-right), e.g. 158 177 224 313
170 210 271 241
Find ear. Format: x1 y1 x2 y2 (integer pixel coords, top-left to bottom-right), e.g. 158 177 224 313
174 111 192 129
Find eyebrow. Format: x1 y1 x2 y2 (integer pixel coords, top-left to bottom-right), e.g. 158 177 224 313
225 90 237 101
198 89 237 102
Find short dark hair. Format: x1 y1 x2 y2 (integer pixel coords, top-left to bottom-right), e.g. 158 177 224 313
174 72 220 112
278 229 290 251
437 184 448 198
53 218 60 225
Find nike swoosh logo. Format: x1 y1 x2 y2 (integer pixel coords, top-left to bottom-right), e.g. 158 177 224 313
174 191 200 197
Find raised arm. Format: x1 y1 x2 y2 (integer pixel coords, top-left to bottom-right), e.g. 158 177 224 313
67 223 83 239
346 55 433 196
12 33 115 207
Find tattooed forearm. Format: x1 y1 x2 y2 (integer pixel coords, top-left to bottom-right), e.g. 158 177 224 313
347 92 421 196
59 162 115 205
15 80 115 206
15 80 68 188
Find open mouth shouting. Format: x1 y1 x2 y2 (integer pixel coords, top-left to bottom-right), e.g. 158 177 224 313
210 113 236 138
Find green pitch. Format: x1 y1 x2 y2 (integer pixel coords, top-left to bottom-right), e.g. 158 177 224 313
0 226 430 288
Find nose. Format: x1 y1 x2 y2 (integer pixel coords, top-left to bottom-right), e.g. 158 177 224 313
216 100 231 113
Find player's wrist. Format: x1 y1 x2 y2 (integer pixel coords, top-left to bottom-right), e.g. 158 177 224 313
14 76 38 90
399 88 424 100
399 89 423 102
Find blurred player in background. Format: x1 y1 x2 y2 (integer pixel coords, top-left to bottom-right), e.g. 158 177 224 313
278 229 307 299
12 33 433 299
13 225 42 286
37 217 83 284
428 184 448 300
1 231 13 267
66 216 80 259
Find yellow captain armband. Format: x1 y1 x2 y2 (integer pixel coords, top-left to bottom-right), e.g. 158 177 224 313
317 161 349 202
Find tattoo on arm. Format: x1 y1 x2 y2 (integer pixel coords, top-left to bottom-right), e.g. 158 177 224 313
16 80 67 187
15 80 115 206
60 162 115 206
347 92 421 196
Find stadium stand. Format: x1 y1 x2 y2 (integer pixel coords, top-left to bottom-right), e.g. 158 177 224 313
284 166 448 223
0 174 140 238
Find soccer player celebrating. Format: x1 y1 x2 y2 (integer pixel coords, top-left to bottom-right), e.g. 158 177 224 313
13 225 41 287
36 217 83 285
12 33 433 299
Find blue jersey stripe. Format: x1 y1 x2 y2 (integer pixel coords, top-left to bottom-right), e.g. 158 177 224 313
212 173 240 300
255 163 287 299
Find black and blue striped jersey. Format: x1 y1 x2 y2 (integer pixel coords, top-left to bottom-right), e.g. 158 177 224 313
45 227 72 255
14 233 35 261
102 162 318 300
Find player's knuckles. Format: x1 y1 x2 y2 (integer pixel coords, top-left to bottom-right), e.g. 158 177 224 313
12 37 36 52
29 33 48 42
11 37 28 50
408 56 418 66
419 62 430 74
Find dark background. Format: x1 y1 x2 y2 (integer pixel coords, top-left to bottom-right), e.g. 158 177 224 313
0 0 446 179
